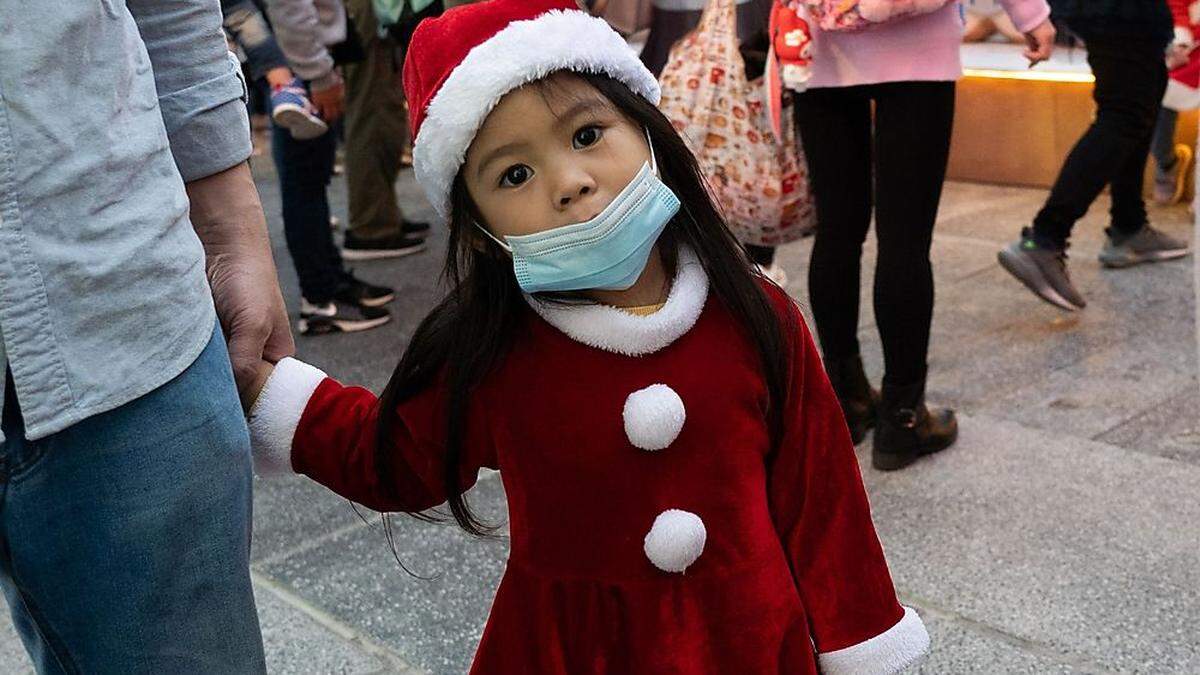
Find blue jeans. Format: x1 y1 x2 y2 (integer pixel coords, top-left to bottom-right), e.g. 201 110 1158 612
273 122 345 304
0 326 266 674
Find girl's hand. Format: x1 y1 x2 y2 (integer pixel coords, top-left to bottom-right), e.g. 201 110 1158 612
240 360 276 414
1023 19 1056 67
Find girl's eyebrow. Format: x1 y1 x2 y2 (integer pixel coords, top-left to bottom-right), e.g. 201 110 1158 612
552 99 610 130
475 140 530 181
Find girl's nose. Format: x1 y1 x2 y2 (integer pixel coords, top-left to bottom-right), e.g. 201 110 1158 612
555 172 598 212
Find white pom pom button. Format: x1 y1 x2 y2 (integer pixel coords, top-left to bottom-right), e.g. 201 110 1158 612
643 509 706 573
622 384 686 451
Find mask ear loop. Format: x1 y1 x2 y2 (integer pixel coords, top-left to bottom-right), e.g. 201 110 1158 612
473 220 513 253
645 127 658 175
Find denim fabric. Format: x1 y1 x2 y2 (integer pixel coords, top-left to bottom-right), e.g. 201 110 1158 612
0 2 251 442
272 123 344 303
0 325 265 674
223 0 290 81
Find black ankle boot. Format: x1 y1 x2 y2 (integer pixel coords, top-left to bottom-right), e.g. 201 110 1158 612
825 355 880 445
872 381 957 471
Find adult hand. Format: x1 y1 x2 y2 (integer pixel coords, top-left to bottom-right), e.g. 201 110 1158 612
1023 19 1056 67
187 163 295 409
310 72 345 123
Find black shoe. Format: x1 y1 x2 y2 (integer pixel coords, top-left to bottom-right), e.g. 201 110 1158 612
402 219 431 237
872 381 957 471
335 269 395 308
298 299 390 336
825 354 879 445
997 228 1086 311
341 231 427 261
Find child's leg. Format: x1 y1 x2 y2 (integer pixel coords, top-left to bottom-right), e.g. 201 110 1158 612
796 87 874 365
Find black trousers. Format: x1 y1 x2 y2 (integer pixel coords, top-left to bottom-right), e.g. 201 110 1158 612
796 81 956 387
1032 28 1169 247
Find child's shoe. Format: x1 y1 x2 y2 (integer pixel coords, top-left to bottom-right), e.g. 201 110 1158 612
271 78 329 141
872 381 957 472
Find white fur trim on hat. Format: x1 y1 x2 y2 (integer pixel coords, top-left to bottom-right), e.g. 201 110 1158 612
247 357 328 477
413 9 661 222
525 246 709 357
623 384 686 451
818 606 931 675
643 509 706 573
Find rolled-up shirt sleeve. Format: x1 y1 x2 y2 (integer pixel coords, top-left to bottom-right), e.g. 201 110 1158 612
127 0 253 182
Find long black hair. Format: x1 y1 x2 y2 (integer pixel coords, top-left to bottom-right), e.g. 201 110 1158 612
375 71 792 538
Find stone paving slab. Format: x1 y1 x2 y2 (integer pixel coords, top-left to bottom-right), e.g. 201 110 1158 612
864 414 1200 674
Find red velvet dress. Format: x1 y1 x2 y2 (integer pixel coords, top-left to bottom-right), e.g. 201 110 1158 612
249 250 929 674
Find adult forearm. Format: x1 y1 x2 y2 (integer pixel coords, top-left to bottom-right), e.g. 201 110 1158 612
187 163 295 403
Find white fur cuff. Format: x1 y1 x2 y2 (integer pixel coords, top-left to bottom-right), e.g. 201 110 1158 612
818 606 930 675
247 357 328 477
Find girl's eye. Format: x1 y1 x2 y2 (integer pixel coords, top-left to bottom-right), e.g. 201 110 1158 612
499 164 532 188
573 125 603 149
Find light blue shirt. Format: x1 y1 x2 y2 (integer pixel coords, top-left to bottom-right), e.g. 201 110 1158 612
0 1 252 440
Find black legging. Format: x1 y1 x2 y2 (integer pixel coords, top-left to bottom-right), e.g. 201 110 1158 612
796 81 956 387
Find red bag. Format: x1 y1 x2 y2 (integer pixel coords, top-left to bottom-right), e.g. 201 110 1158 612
657 0 815 247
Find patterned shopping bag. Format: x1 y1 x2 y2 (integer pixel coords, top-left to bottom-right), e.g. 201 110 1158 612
657 0 815 247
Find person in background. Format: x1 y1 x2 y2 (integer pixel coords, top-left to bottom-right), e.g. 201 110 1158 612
797 0 1055 470
999 0 1190 311
638 0 788 284
340 0 432 261
265 0 399 335
222 0 329 140
1149 0 1200 206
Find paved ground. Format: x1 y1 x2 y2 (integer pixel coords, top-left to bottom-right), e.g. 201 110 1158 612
0 147 1196 673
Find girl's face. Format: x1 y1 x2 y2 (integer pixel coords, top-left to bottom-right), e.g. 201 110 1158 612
462 72 652 239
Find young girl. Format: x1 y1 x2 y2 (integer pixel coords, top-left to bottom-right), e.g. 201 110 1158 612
246 0 929 671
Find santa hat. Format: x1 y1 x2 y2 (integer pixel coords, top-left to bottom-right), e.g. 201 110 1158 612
403 0 661 223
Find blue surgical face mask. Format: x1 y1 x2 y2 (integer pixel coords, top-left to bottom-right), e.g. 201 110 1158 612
475 131 681 295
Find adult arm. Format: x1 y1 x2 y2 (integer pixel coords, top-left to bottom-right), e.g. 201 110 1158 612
127 0 295 398
998 0 1056 65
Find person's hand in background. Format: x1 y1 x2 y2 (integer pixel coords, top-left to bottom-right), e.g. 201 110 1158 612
1023 18 1056 67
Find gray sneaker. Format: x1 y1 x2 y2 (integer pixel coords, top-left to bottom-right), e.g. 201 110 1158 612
998 229 1086 311
1098 225 1190 269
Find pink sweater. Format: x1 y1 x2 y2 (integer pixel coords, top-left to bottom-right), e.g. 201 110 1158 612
808 0 1051 89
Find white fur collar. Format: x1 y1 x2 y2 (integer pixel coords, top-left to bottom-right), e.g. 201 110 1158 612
524 247 709 357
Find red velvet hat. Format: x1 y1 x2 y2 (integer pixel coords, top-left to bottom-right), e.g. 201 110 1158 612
403 0 660 222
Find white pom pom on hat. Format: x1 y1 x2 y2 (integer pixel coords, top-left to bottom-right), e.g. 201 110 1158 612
643 509 707 573
623 384 686 451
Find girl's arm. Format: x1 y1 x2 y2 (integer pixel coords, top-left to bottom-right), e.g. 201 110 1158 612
247 358 497 514
764 292 929 674
996 0 1050 34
